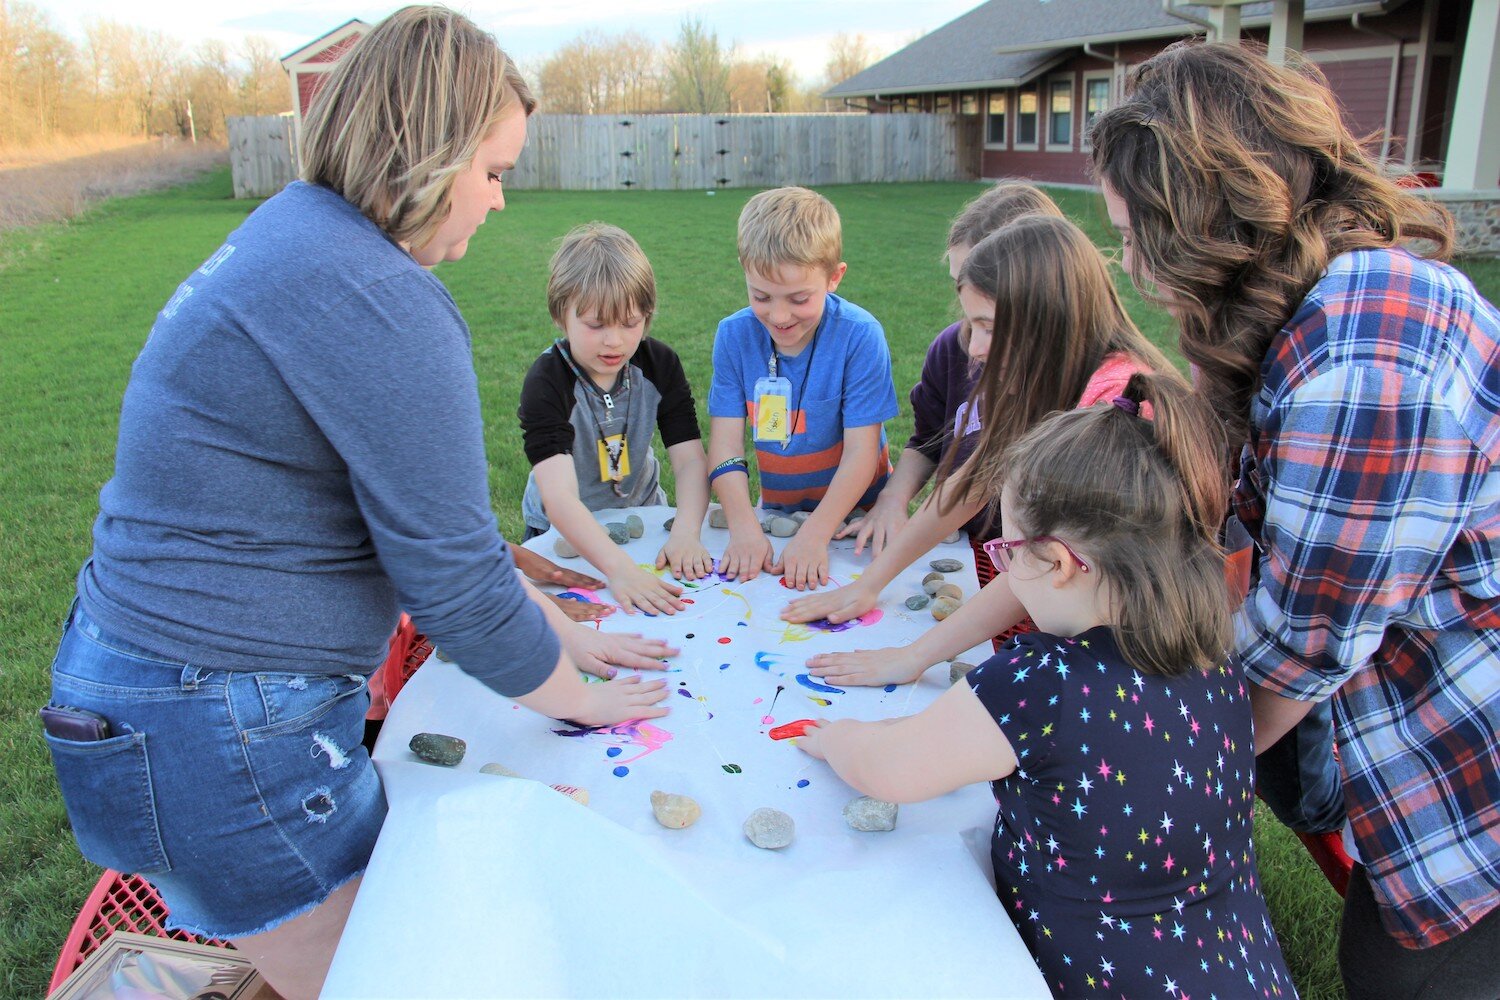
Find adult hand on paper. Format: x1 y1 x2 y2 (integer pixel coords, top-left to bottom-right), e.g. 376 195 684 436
837 498 907 558
656 532 714 581
607 563 686 616
565 628 678 680
793 719 832 759
511 544 605 591
779 533 830 590
720 527 777 582
574 674 670 727
781 578 878 624
806 645 926 687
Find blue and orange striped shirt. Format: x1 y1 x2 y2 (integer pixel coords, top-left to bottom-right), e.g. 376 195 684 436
1232 247 1500 948
708 293 897 512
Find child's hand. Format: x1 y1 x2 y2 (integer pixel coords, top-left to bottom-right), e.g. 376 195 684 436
563 628 678 679
607 563 687 616
781 578 877 624
793 719 832 759
549 593 614 622
572 674 670 727
836 499 907 557
806 646 926 687
779 533 831 590
511 544 606 591
720 528 777 582
656 532 714 581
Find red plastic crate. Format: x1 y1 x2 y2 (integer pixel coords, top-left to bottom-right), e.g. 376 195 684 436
49 869 231 995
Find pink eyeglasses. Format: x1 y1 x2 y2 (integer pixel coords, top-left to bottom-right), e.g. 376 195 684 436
982 535 1092 574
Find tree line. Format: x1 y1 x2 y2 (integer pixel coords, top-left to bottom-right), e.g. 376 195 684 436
0 3 882 150
534 20 880 115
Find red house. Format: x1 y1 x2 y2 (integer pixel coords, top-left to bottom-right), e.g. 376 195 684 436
280 19 371 137
825 0 1499 251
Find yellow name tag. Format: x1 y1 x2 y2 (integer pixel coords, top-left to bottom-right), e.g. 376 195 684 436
756 394 790 442
597 435 630 482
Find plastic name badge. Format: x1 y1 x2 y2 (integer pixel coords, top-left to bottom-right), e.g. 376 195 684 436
753 375 793 443
597 434 630 483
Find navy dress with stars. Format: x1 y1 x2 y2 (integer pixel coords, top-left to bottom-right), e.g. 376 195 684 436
966 626 1295 999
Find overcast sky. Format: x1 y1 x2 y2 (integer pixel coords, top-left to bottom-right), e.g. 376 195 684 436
38 0 979 80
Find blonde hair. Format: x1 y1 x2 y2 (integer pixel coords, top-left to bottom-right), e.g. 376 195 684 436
300 6 537 251
1000 372 1231 676
1089 41 1454 446
737 186 842 278
946 181 1063 253
936 215 1180 519
547 223 656 330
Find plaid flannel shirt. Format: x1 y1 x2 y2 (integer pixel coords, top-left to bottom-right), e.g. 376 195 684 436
1233 247 1500 949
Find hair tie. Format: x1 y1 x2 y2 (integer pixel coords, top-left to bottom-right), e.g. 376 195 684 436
1110 396 1140 416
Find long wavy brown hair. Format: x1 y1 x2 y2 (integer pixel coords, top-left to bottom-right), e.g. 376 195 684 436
1089 41 1453 447
935 214 1179 518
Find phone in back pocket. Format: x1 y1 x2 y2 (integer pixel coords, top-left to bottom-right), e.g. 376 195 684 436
39 704 111 742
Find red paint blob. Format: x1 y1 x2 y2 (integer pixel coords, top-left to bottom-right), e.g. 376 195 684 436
682 598 695 605
778 576 794 589
717 637 731 645
768 719 817 741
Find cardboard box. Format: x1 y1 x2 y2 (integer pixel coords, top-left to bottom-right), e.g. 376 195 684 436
49 932 269 1000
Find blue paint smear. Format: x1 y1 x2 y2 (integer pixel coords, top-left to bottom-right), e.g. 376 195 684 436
884 683 898 693
677 688 694 699
606 747 622 758
613 765 630 777
795 673 846 695
719 662 731 670
756 651 794 672
797 779 810 788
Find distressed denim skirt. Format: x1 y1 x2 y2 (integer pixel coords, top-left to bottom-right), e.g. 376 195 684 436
43 602 386 939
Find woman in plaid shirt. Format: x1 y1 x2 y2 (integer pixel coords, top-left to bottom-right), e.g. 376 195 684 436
1090 41 1500 1000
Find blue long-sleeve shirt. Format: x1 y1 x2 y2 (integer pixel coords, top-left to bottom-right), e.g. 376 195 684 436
78 181 559 698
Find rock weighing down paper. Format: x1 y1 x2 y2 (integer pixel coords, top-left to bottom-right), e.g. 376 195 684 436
329 506 1048 999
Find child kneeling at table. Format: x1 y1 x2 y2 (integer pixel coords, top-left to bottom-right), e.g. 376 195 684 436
797 373 1295 999
518 222 710 615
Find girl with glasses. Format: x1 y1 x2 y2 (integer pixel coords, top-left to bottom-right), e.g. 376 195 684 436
796 372 1294 999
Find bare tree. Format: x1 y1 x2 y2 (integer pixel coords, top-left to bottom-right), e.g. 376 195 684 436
663 17 729 114
238 36 287 117
824 32 879 89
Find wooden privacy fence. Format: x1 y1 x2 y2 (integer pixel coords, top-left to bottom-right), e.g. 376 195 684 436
228 115 297 199
227 112 967 198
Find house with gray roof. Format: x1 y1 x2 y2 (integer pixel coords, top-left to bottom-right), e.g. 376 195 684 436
825 0 1495 206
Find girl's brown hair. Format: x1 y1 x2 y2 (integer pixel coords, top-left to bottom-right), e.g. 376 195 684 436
1089 41 1453 446
1000 373 1231 675
300 6 537 252
936 214 1179 518
946 181 1064 253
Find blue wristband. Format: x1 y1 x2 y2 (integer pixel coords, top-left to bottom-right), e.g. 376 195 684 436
708 461 748 485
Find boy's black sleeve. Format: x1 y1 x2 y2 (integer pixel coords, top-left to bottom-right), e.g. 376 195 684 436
518 349 578 466
635 338 702 448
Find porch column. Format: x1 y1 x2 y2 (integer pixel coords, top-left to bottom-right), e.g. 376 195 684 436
1267 0 1306 64
1209 5 1242 43
1444 0 1500 190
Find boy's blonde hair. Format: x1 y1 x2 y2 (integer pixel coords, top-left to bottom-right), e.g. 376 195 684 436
547 223 656 330
737 186 842 279
300 6 537 253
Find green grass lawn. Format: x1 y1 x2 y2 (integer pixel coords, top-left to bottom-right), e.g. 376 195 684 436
2 167 1495 999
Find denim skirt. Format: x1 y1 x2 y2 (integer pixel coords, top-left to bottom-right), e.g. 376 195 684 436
43 602 386 938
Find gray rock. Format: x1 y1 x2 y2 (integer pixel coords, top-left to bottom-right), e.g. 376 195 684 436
606 522 630 544
761 518 774 533
922 571 945 585
769 516 799 538
948 660 977 686
931 596 961 621
743 807 795 849
923 577 947 596
410 732 466 767
929 558 964 573
943 530 963 544
790 510 812 524
662 516 675 532
480 762 521 777
905 594 931 611
626 514 644 538
844 795 898 832
553 537 578 559
935 583 963 601
651 790 702 829
709 508 729 529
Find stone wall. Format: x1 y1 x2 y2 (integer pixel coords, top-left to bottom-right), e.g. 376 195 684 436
1419 190 1500 257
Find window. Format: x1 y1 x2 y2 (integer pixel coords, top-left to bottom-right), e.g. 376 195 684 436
908 95 924 112
1048 78 1073 148
1016 89 1038 147
986 93 1007 147
935 94 953 114
961 93 979 116
1083 75 1111 145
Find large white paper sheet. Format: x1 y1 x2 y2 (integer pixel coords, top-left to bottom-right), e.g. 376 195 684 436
325 507 1048 999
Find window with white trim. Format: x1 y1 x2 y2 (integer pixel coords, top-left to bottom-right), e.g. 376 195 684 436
1082 74 1111 147
1048 77 1073 149
986 93 1008 148
1016 88 1038 148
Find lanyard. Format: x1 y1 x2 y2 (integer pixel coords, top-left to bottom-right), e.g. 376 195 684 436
766 315 824 450
553 340 633 495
